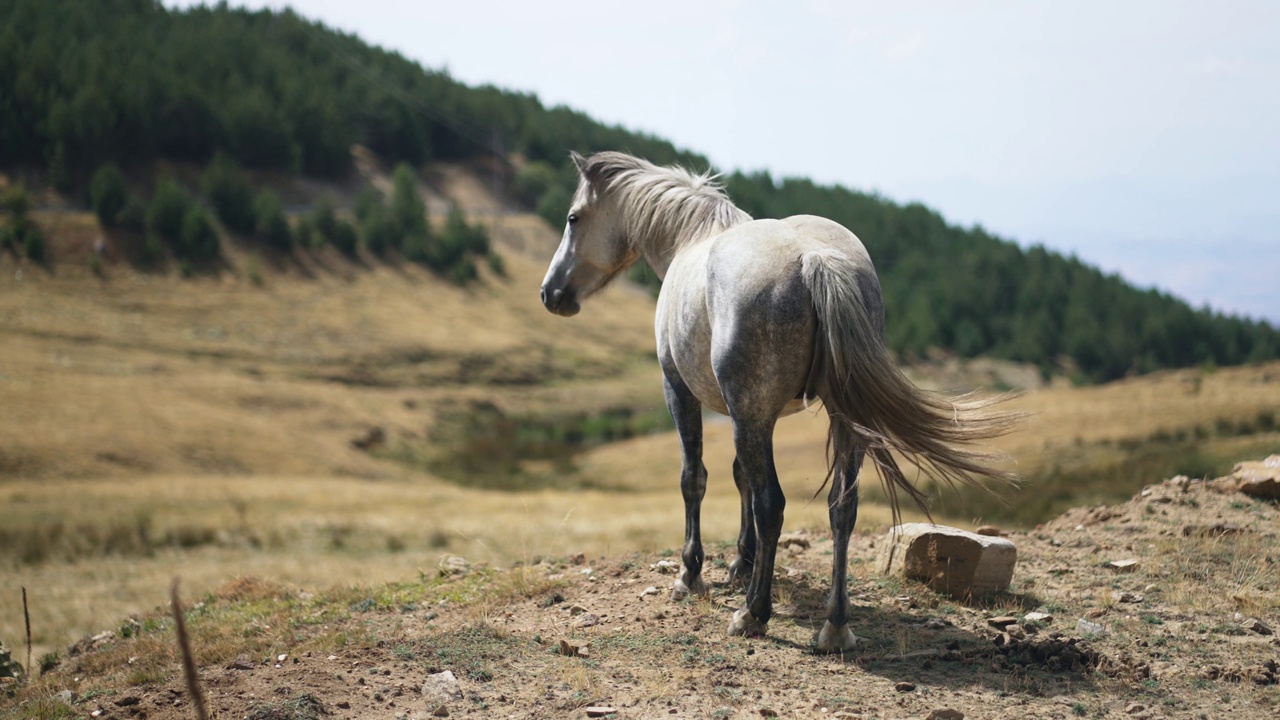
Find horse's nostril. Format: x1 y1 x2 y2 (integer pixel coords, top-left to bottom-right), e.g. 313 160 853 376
540 287 547 304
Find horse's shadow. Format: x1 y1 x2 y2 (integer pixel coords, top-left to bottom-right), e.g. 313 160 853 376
709 568 1102 697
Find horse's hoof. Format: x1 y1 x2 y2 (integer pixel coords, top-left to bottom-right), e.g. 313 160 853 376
726 558 752 587
727 608 767 637
670 573 707 601
815 621 861 654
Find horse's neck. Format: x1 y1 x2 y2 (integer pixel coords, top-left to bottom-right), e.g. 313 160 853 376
636 211 746 280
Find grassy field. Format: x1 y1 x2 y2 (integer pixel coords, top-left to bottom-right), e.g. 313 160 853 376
2 164 1279 670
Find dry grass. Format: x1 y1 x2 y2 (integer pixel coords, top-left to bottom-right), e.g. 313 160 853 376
4 163 1280 680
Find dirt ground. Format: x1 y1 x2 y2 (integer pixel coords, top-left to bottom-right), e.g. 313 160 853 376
6 466 1279 720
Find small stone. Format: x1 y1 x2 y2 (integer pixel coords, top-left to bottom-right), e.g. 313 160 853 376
558 639 588 657
1124 703 1146 714
422 670 462 705
987 616 1018 629
574 613 600 628
1005 624 1026 640
431 707 449 718
228 657 255 670
1243 618 1274 635
974 526 1003 536
651 560 679 573
114 696 141 707
585 706 618 717
54 690 75 705
569 604 589 616
894 681 916 692
336 701 351 709
924 618 949 629
1076 619 1108 636
640 586 659 598
759 709 779 718
778 532 810 549
1114 591 1144 603
1107 559 1139 572
439 556 470 576
1023 612 1053 624
925 710 964 720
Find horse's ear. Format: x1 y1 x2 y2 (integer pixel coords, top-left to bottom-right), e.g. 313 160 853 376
570 150 588 174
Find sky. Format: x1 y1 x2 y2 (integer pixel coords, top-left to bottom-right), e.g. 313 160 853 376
170 1 1279 323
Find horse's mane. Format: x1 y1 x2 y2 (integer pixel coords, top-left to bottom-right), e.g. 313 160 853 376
576 152 751 260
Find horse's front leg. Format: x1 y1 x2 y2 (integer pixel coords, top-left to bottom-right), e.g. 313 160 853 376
816 448 865 653
727 417 784 638
663 369 708 601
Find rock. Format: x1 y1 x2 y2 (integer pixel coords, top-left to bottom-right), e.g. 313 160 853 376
585 707 618 717
974 525 1004 536
925 710 964 720
651 560 679 573
438 556 470 576
1243 618 1274 635
1076 619 1108 636
987 616 1018 629
1114 591 1144 603
1124 703 1146 714
1005 624 1027 640
1234 456 1280 499
640 586 659 598
431 707 449 718
558 639 589 658
54 690 75 705
1024 612 1053 624
778 532 810 550
759 710 779 719
227 657 255 670
422 670 462 705
877 523 1016 598
894 681 916 692
114 696 141 707
569 604 589 616
574 613 600 628
1106 559 1139 572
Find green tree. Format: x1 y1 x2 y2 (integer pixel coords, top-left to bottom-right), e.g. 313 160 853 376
254 189 291 250
147 179 190 243
177 206 218 263
389 163 428 256
201 152 255 233
90 163 128 226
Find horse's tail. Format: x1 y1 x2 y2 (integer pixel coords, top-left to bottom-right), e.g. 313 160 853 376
800 248 1022 524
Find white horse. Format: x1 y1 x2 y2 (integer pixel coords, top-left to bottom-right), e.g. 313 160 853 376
540 151 1018 652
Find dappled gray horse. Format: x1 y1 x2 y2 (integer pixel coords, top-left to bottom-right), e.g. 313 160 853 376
540 151 1018 652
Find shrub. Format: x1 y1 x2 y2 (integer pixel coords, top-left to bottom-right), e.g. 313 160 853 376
514 161 558 206
389 163 427 253
361 206 394 255
90 164 129 226
177 206 219 262
116 195 146 231
201 152 256 233
294 216 315 249
354 185 384 226
254 189 291 250
331 218 358 256
147 179 190 242
311 198 337 243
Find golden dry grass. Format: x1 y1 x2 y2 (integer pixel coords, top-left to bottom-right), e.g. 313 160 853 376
3 164 1280 674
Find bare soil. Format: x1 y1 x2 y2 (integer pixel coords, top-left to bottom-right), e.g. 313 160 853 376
7 470 1278 720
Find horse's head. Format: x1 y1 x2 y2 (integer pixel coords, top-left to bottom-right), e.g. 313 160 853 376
539 152 640 316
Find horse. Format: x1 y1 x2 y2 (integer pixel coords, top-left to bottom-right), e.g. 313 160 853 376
539 151 1020 653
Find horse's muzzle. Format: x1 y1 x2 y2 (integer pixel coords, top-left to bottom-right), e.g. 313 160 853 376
540 285 580 316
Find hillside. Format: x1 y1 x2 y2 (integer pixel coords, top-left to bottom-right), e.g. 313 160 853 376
5 466 1279 719
2 0 1277 380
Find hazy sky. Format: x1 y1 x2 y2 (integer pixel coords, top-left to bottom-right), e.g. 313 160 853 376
170 1 1279 323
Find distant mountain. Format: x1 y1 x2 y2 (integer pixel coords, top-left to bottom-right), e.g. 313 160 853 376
2 0 1275 381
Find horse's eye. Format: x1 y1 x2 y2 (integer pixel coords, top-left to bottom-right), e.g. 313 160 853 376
567 213 579 224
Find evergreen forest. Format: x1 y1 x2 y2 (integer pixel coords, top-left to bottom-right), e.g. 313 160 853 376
1 0 1275 381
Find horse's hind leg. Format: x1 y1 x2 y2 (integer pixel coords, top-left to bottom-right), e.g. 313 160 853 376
727 456 756 587
816 448 865 653
727 417 784 638
663 369 709 601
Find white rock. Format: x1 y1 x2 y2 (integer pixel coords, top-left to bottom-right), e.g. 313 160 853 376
877 523 1017 598
1076 618 1108 636
422 670 462 705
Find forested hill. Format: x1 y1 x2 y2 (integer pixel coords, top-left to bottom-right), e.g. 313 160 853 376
2 0 1276 381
